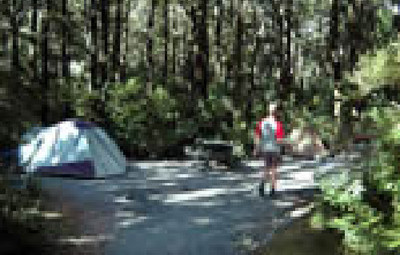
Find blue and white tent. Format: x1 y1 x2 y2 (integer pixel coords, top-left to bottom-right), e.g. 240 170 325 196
18 120 126 178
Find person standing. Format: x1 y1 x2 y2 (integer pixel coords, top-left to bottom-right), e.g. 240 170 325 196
254 103 285 197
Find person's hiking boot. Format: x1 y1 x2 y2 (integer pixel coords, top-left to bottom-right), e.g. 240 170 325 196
269 187 276 197
259 181 265 197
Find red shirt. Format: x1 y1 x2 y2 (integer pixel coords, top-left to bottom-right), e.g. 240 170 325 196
254 117 284 140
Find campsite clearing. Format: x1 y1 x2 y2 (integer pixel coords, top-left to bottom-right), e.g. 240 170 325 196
37 157 349 254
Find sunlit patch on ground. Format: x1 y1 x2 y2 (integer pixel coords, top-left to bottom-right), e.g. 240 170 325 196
163 187 230 203
289 203 314 219
178 200 227 207
191 217 213 226
115 210 136 218
59 234 113 245
161 181 178 187
272 200 294 208
113 195 132 203
41 211 63 219
118 216 148 228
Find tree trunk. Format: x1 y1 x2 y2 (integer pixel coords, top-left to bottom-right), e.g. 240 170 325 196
199 0 208 99
146 0 155 95
248 7 258 123
11 0 19 73
188 5 195 100
99 0 109 127
121 0 129 83
32 0 38 82
171 5 176 85
190 0 208 100
348 0 361 70
225 0 234 92
41 0 50 125
216 0 222 84
61 0 72 118
112 0 121 83
163 0 168 83
329 0 340 81
90 0 98 90
100 0 108 87
277 1 284 100
216 0 222 48
83 0 89 88
329 0 340 118
61 0 70 79
279 0 293 102
234 0 243 105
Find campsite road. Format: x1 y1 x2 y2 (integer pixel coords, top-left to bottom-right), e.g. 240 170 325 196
38 157 350 255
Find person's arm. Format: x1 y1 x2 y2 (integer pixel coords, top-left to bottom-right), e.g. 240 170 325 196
276 121 285 144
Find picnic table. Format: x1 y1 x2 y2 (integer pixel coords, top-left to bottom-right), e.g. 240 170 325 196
185 139 240 168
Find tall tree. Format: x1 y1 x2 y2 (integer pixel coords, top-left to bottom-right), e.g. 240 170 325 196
100 0 108 86
120 0 129 83
90 0 99 90
163 0 168 83
280 0 294 102
328 0 341 82
233 0 243 105
31 0 38 83
41 0 50 125
146 0 155 95
11 0 19 74
191 0 209 99
112 0 122 83
61 0 70 80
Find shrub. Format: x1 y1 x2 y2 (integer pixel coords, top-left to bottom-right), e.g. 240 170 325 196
313 106 400 254
106 78 195 157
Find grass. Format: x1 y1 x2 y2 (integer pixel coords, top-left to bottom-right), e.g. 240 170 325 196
253 213 344 255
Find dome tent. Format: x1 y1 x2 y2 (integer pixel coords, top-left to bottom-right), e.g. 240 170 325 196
18 120 126 178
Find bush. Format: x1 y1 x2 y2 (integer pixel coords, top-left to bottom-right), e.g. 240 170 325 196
313 106 400 255
287 106 337 151
106 78 197 158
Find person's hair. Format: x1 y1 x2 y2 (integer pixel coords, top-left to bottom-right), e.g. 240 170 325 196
268 102 278 116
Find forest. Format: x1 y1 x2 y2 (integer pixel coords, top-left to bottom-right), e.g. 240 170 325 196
1 1 400 254
1 0 398 158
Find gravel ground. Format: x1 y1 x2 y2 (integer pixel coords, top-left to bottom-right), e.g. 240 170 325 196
37 157 349 255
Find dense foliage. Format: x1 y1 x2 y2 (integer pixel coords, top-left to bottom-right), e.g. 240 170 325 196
313 37 400 254
0 0 396 157
0 0 399 252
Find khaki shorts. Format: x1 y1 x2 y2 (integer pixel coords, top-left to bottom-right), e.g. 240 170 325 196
262 151 281 167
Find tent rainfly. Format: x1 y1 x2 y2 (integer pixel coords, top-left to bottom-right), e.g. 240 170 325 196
18 120 126 178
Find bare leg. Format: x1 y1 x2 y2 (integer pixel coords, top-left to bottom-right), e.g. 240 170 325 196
259 166 267 197
263 166 269 182
259 158 270 196
260 155 279 196
270 165 277 190
269 157 278 193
